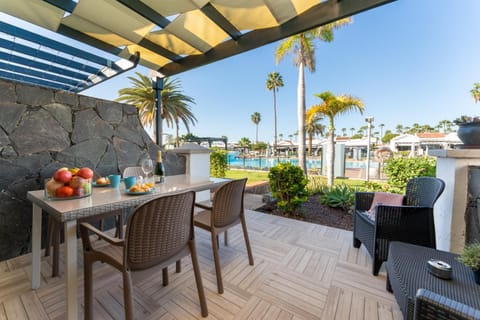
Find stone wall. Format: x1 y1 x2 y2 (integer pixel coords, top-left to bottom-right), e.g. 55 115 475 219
0 79 185 261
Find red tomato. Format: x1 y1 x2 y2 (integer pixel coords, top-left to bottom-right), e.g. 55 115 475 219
77 167 93 179
56 186 74 197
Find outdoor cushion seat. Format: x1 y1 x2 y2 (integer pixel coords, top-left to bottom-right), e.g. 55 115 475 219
353 176 445 275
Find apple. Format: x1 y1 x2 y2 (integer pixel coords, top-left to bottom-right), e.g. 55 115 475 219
69 176 86 188
53 169 72 183
77 167 93 179
45 178 64 196
73 187 85 197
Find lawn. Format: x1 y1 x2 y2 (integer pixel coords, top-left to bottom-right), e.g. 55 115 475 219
225 169 375 188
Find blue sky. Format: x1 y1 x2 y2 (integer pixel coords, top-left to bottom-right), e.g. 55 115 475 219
7 1 480 144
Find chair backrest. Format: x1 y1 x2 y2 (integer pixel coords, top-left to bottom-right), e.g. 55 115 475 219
405 177 445 207
211 178 247 228
123 166 144 178
124 191 195 270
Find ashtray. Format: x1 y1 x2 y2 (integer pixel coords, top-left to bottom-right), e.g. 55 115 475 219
427 259 452 280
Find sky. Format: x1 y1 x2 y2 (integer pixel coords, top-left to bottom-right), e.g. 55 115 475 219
6 0 480 144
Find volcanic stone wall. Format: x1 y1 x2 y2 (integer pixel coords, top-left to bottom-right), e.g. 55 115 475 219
0 79 185 261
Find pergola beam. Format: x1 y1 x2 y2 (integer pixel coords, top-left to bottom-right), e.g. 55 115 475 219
158 0 396 76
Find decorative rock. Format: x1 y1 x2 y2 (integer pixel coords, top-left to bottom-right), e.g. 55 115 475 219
16 83 54 106
97 100 123 124
10 109 70 155
0 102 27 134
71 109 114 143
0 80 15 103
56 139 108 168
43 103 73 132
55 90 78 107
77 95 97 110
115 121 144 146
114 137 144 171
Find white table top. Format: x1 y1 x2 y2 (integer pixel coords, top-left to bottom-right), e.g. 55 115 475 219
27 174 228 222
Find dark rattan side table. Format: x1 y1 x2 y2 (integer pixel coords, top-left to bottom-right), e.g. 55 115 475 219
386 242 480 320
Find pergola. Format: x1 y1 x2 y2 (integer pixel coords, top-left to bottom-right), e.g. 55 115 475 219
0 0 396 143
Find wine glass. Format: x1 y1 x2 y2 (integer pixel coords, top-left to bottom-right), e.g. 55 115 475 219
140 158 154 183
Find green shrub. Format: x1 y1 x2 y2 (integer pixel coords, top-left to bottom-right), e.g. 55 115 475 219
210 149 228 177
306 175 325 194
268 162 308 213
384 156 436 191
458 242 480 271
319 184 355 212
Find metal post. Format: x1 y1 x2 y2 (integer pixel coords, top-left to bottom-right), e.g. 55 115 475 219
153 77 164 147
365 117 374 182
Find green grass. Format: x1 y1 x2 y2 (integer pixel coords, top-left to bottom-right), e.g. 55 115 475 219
225 169 269 184
224 169 379 189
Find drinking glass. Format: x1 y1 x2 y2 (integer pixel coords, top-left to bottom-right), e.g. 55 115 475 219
141 158 154 182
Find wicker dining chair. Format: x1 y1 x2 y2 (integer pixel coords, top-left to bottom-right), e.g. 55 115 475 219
80 191 208 319
353 176 445 275
194 178 254 294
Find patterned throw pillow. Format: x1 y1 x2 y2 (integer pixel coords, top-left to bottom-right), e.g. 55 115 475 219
366 192 404 221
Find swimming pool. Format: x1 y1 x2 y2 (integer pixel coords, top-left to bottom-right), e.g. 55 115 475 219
228 153 378 170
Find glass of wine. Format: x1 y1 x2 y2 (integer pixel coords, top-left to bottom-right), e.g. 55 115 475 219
140 158 154 183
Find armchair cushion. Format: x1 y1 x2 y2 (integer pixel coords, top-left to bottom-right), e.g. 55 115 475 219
367 192 404 220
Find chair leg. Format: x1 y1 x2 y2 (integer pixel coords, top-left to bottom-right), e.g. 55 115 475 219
386 274 393 292
84 255 94 320
372 258 382 276
45 216 53 257
51 220 61 277
122 270 134 320
176 259 181 273
189 241 208 317
211 231 224 294
162 267 169 286
240 215 254 266
353 237 361 248
115 210 124 239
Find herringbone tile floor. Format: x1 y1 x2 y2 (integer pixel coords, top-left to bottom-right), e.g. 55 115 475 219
0 209 402 319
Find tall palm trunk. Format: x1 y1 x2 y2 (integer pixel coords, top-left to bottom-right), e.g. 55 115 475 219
273 89 278 155
327 119 335 186
308 132 313 156
297 61 307 174
255 124 259 143
175 118 179 147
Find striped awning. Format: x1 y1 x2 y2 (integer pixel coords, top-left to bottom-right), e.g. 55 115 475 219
0 0 395 91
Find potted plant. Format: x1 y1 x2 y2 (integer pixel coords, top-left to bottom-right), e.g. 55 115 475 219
457 242 480 284
454 83 480 146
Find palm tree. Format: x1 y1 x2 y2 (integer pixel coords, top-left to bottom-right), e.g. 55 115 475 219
251 112 261 143
379 123 385 139
305 109 325 156
471 83 480 103
341 128 347 136
308 91 364 186
266 72 284 155
275 18 351 174
116 72 197 146
350 127 355 136
395 124 404 134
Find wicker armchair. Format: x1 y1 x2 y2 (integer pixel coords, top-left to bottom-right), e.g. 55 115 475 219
194 178 254 294
353 176 445 275
80 191 208 319
414 289 480 320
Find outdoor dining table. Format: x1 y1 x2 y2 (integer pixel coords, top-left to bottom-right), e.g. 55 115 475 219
27 174 229 320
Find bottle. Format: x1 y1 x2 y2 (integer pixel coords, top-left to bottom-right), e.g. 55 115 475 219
155 150 165 183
